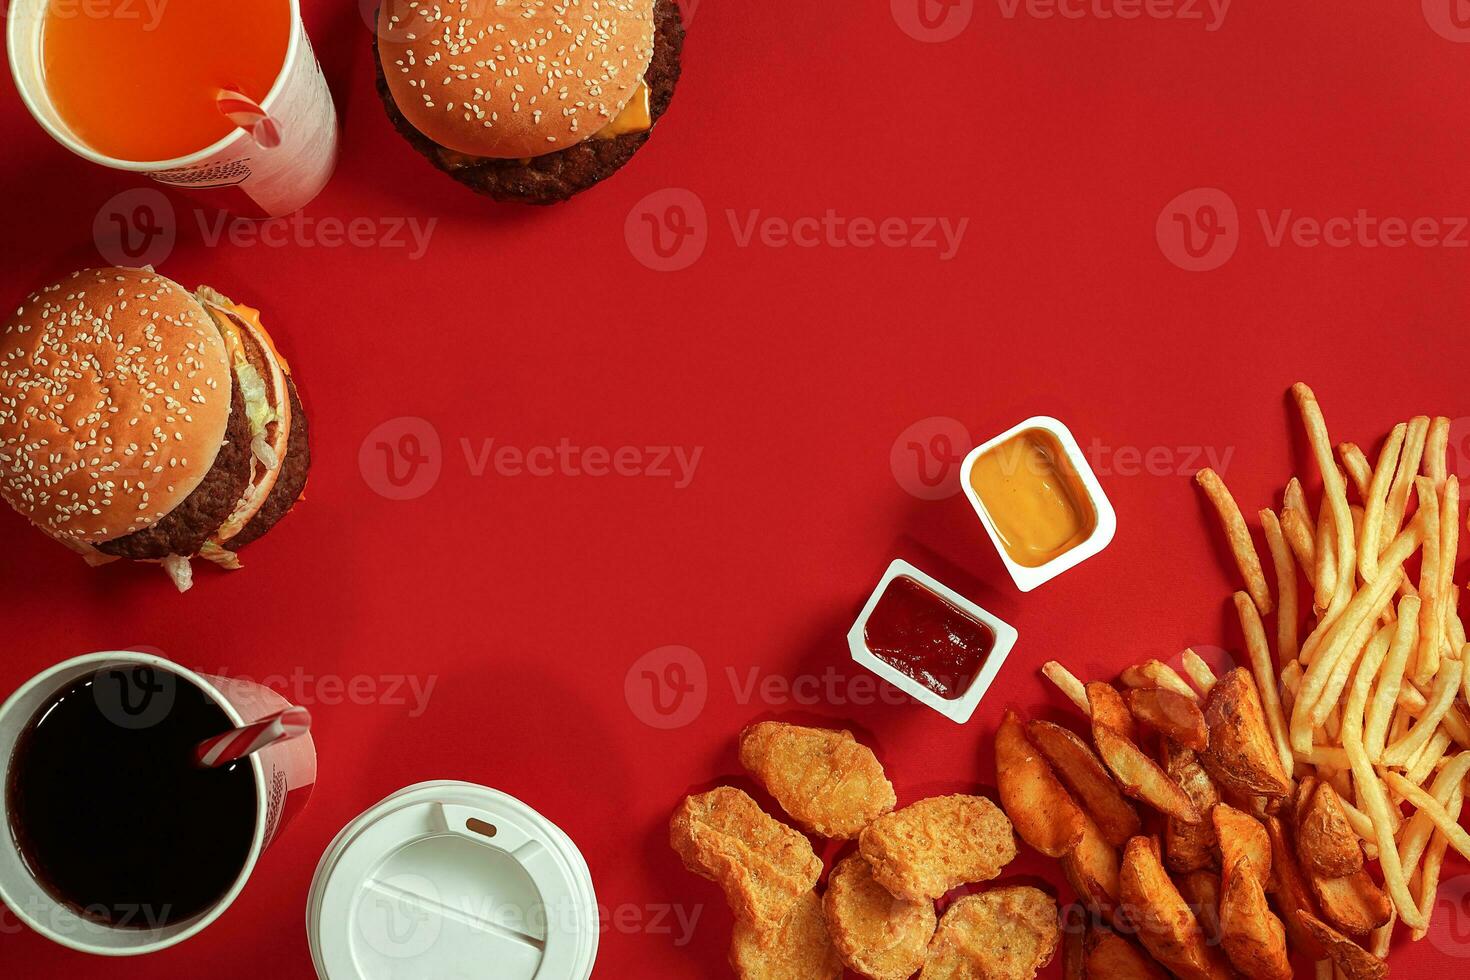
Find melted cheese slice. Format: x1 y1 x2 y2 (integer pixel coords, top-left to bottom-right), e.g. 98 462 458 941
593 81 651 140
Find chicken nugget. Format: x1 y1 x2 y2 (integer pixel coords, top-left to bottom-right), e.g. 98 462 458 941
919 886 1061 980
730 890 844 980
859 795 1018 901
670 787 822 932
739 722 897 839
825 853 937 980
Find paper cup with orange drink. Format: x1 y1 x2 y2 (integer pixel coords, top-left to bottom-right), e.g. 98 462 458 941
7 0 337 218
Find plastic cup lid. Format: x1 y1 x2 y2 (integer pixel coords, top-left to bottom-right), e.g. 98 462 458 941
307 781 598 980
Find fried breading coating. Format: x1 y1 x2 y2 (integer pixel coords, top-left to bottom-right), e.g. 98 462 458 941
919 886 1061 980
824 853 937 980
858 795 1018 901
730 890 843 980
669 787 822 932
739 722 897 839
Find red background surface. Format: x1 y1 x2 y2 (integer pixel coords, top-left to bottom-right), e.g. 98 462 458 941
3 1 1469 976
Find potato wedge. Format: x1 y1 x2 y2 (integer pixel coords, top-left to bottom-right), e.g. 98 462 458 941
1200 668 1292 798
1087 681 1139 742
1084 929 1171 979
1121 660 1200 701
1118 837 1233 980
1127 686 1209 751
996 709 1086 858
1164 742 1221 873
1309 868 1392 936
1175 870 1223 945
1094 725 1202 823
1297 911 1388 980
1263 815 1328 960
1027 719 1142 848
1298 782 1364 879
1219 858 1292 980
1062 924 1085 980
1063 808 1120 916
1212 803 1272 884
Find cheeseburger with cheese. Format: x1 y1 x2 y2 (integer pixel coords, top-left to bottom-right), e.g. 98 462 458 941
373 0 685 204
0 267 310 591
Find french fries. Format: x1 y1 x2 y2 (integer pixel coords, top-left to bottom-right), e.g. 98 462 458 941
1024 386 1470 977
1042 660 1090 715
995 709 1085 858
1181 649 1219 695
1125 686 1208 751
1026 719 1141 848
1233 591 1295 776
1196 467 1274 616
1093 725 1202 823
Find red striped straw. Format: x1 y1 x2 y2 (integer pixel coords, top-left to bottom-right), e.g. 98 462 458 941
216 88 282 149
196 706 311 769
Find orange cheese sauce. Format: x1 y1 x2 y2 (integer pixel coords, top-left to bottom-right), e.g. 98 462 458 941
41 0 291 161
970 429 1096 567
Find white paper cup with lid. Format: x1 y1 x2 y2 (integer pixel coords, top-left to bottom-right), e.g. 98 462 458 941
308 780 598 980
6 0 338 218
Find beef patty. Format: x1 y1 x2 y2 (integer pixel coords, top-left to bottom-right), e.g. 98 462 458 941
372 0 685 205
97 384 253 561
229 378 310 550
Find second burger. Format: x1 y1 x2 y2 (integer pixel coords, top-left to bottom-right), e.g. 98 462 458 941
0 266 310 591
373 0 685 205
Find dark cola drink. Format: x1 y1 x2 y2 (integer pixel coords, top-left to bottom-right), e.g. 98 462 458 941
5 668 257 928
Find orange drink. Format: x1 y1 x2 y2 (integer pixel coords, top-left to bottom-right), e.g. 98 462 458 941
41 0 291 162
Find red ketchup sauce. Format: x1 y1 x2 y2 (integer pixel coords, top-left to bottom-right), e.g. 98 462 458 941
863 576 995 700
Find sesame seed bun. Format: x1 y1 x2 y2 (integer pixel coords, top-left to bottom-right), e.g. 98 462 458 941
0 268 234 546
378 0 657 159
